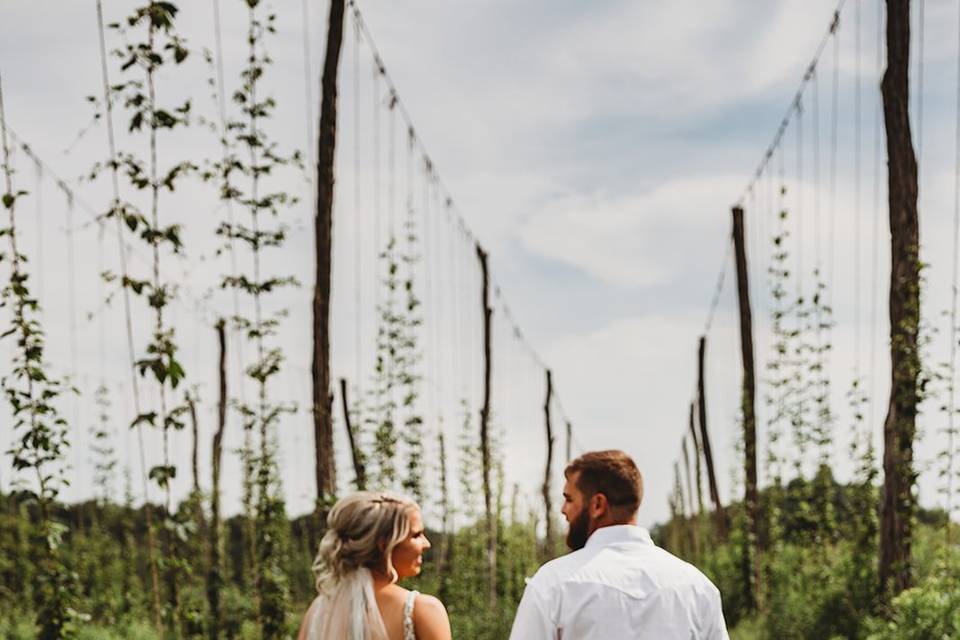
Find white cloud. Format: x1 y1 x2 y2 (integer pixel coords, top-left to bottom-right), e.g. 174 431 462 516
518 175 742 287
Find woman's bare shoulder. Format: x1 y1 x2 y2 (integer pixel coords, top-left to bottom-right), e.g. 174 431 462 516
413 593 451 640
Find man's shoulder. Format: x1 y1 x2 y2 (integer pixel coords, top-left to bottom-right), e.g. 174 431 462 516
530 541 721 599
526 547 596 592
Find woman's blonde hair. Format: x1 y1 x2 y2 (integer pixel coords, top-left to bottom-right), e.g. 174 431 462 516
312 491 418 594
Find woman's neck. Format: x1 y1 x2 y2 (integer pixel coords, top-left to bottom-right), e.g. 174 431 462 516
370 569 395 591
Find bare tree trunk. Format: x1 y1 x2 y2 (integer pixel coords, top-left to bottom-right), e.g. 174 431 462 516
689 402 705 516
698 336 727 536
879 0 920 601
732 205 761 610
208 320 227 640
542 369 555 557
476 243 497 607
313 0 345 528
339 378 366 490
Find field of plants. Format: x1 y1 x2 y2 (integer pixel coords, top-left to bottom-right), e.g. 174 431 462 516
2 0 960 638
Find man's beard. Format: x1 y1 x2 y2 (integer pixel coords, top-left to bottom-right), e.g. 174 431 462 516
566 507 591 551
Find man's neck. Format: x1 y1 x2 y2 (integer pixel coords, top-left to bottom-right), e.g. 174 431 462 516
588 516 638 538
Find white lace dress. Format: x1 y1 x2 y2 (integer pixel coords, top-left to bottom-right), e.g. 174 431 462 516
403 590 419 640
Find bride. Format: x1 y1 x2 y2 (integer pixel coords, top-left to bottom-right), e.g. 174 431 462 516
297 491 452 640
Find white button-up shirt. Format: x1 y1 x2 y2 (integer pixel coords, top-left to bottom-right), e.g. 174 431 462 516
509 525 729 639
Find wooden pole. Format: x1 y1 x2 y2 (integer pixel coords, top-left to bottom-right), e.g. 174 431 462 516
681 437 699 557
698 336 726 535
312 0 345 524
208 320 227 640
476 243 497 606
187 393 201 497
673 462 687 555
879 0 920 601
689 402 705 516
732 205 760 610
681 437 695 517
437 430 450 581
339 378 366 490
542 369 555 557
565 420 572 462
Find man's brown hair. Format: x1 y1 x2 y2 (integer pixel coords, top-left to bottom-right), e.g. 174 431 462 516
565 450 643 518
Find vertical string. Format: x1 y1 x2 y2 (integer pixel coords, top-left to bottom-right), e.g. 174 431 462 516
373 57 382 327
854 0 863 377
301 0 315 177
353 13 363 397
34 159 44 307
96 0 152 511
211 0 247 412
869 0 883 440
947 0 960 540
65 191 82 501
915 0 926 184
829 19 840 316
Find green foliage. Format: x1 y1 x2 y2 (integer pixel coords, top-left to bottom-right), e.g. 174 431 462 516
864 560 960 639
2 78 81 638
200 3 303 637
365 206 425 497
0 490 548 638
657 479 960 638
89 385 118 506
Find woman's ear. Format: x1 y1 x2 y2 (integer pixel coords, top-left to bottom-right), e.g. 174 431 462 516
377 538 387 554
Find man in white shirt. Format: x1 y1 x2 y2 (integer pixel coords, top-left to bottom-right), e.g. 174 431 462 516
509 450 729 639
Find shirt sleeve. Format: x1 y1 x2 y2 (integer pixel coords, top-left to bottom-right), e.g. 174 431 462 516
702 585 730 640
509 581 557 640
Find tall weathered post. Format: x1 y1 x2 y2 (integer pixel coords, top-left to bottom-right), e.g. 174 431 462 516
879 0 920 601
689 402 705 516
188 394 201 497
681 437 699 557
698 336 726 536
339 378 366 490
437 431 451 580
207 320 227 640
313 0 346 526
476 243 497 606
542 369 556 557
732 206 760 610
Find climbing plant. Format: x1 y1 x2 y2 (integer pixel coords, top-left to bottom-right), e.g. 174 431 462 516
1 78 81 640
97 1 194 633
208 1 301 635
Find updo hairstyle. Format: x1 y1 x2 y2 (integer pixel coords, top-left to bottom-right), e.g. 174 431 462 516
312 491 417 593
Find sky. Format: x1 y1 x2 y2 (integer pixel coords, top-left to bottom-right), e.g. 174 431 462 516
1 0 959 534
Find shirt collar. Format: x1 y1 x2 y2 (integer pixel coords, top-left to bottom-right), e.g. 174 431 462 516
584 524 653 549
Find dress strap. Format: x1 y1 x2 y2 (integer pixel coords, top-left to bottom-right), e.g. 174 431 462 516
403 590 419 640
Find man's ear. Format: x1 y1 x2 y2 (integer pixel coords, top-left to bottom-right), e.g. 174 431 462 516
589 492 609 519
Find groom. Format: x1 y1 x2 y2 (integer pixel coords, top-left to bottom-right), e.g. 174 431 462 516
509 450 729 639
